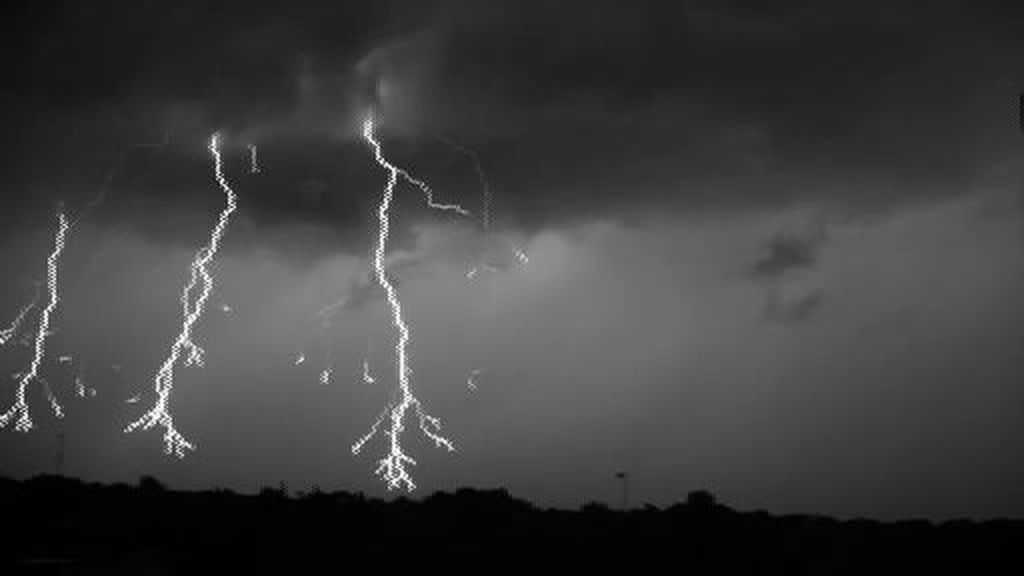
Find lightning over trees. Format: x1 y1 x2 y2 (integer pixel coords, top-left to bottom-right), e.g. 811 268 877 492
351 115 470 491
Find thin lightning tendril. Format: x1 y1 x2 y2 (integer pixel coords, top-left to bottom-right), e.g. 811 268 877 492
362 359 375 385
390 141 470 217
352 115 460 491
124 133 237 457
72 131 171 228
441 137 490 231
409 172 469 215
248 144 260 174
74 362 95 398
0 210 68 431
0 284 41 347
317 298 346 322
442 137 530 275
466 368 481 391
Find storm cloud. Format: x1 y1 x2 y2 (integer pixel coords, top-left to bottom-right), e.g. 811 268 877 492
2 0 1021 246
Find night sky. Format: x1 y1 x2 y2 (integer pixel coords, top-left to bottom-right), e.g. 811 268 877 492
1 0 1022 519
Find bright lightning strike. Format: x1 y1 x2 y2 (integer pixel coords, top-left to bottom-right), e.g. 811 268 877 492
352 115 462 491
125 132 237 457
0 209 69 431
0 132 168 430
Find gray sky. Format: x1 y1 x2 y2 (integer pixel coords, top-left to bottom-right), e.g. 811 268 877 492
0 0 1022 519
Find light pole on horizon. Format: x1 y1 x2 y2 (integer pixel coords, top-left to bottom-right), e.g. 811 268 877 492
615 471 629 511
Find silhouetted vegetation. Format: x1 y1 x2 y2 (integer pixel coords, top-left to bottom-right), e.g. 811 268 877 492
1 474 1020 575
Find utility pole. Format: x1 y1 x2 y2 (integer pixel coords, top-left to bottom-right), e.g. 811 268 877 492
55 432 65 477
1019 93 1023 134
615 471 629 511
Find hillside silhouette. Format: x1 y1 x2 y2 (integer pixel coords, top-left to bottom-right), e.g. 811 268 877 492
1 475 1021 575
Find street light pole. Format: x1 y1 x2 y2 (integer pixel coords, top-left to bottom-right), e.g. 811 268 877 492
615 471 629 511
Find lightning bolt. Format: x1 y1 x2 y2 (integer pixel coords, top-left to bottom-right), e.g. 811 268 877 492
1 132 171 433
0 209 69 431
352 115 467 491
124 132 237 457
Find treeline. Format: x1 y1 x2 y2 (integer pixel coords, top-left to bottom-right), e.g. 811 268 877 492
1 474 1021 575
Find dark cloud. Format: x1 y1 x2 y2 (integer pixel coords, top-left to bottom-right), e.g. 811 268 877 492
2 0 1022 248
752 227 826 278
425 0 1024 226
753 234 817 278
751 218 828 321
0 0 437 247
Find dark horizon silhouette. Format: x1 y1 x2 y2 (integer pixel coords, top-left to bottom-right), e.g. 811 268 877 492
2 473 1022 575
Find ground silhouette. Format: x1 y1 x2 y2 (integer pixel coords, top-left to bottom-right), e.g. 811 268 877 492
1 475 1021 574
